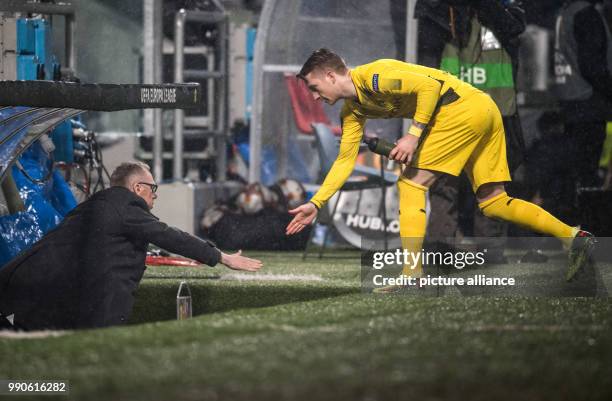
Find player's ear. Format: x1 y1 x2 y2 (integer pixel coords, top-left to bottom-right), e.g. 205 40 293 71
326 69 336 83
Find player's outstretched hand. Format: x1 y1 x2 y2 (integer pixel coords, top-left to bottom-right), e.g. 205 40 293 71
286 202 318 235
221 250 263 272
389 134 419 164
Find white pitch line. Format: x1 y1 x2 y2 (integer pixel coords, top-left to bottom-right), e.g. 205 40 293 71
267 323 343 334
219 273 324 282
467 324 605 333
0 330 69 339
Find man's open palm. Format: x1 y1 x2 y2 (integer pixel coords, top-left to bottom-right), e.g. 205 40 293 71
221 251 263 272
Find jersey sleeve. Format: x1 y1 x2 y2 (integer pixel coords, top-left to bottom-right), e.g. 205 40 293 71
309 105 365 208
368 66 442 125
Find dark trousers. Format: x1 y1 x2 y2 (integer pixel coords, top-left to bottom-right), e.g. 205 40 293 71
565 121 607 188
427 174 506 257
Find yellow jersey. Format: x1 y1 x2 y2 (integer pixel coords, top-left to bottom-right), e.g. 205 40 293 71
310 59 482 208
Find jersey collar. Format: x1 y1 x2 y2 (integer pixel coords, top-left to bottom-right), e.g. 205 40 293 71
349 69 363 105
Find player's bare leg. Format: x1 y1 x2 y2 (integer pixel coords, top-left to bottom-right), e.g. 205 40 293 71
402 167 441 188
474 182 506 203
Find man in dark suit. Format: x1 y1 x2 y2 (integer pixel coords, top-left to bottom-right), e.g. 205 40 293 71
0 161 262 331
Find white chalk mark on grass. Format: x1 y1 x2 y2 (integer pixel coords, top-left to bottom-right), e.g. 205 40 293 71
266 323 342 334
219 273 324 282
0 330 69 339
467 324 606 333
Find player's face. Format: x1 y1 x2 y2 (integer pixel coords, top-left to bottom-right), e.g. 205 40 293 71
304 69 340 105
133 170 158 210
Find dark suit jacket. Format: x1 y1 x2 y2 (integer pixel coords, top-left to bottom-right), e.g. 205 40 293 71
0 186 221 330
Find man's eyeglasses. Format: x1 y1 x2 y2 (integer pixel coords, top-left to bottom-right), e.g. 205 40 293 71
138 182 158 193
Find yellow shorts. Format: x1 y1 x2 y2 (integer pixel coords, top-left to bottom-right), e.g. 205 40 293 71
412 91 511 192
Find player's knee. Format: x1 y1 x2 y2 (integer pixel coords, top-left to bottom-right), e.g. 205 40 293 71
397 177 428 197
475 182 506 202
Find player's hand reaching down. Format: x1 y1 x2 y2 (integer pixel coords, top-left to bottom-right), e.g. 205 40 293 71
286 202 318 235
389 134 419 164
220 250 263 272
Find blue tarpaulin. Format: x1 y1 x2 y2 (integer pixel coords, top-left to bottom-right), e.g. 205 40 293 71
0 81 202 268
0 106 83 267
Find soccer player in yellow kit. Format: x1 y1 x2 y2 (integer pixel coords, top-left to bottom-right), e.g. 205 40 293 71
285 48 594 284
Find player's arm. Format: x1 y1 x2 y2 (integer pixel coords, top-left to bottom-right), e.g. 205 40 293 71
309 109 364 208
286 108 364 235
377 68 442 163
377 68 442 137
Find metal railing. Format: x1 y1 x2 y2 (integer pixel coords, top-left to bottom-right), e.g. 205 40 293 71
172 8 228 181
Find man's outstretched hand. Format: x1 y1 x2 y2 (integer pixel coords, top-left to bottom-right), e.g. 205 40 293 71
286 202 318 235
220 250 263 272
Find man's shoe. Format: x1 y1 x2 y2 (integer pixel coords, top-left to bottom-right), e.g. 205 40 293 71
566 230 596 282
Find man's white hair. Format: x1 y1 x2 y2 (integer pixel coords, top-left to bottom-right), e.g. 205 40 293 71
110 161 151 188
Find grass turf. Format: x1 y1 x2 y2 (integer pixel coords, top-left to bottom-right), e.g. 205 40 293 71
1 250 611 401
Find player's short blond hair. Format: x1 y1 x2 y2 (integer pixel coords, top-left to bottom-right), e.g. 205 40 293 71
110 161 151 188
297 48 348 80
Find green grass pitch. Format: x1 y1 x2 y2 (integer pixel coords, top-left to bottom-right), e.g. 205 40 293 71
1 250 611 401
